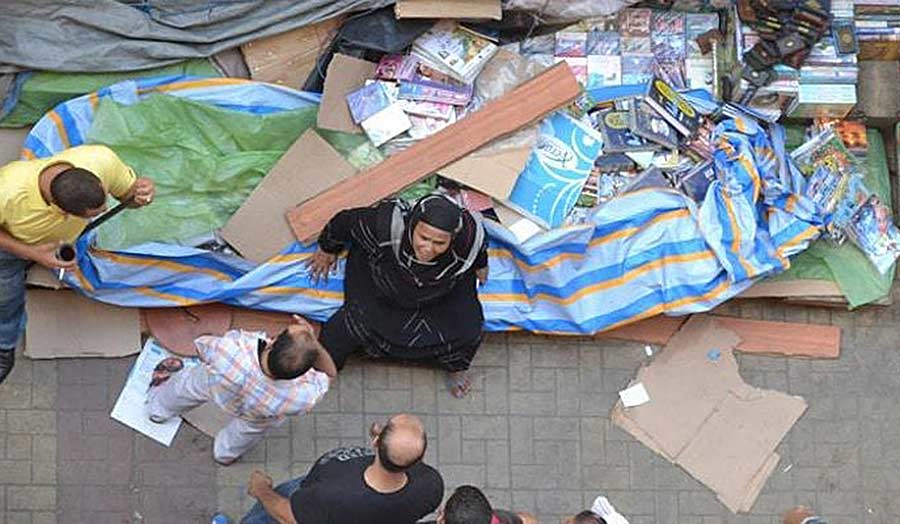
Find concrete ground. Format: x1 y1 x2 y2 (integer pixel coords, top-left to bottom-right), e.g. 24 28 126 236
1 294 899 524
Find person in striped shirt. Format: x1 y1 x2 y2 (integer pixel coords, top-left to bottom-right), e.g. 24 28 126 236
147 315 337 465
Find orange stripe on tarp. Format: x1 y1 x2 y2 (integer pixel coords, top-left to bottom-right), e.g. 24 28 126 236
47 111 69 148
144 78 250 94
257 287 344 300
91 250 232 282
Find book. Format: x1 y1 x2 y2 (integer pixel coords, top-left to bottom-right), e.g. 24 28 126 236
675 160 715 202
508 111 605 228
555 32 588 57
346 82 393 124
374 55 406 81
641 76 701 136
587 55 622 88
398 78 473 106
401 99 454 120
360 104 412 147
407 110 457 140
586 30 621 55
846 194 900 274
621 56 656 85
593 108 656 153
621 36 652 55
411 21 498 84
619 8 652 37
652 10 685 35
629 99 678 149
559 57 588 86
651 33 686 61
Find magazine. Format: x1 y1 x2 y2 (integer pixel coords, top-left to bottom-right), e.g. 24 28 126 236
593 109 656 153
641 76 701 136
346 82 393 124
360 104 412 147
630 99 679 149
846 194 900 274
398 78 473 106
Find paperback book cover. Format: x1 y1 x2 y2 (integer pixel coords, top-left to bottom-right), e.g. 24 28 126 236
360 104 412 147
846 194 900 274
374 55 406 81
508 111 605 228
594 109 656 153
555 32 588 57
642 76 701 136
622 56 656 85
652 10 685 35
398 78 473 106
621 36 652 55
346 82 393 124
651 33 686 61
586 30 621 55
587 55 622 88
401 99 454 120
411 21 498 84
675 159 715 202
629 100 679 149
560 57 588 86
620 8 652 37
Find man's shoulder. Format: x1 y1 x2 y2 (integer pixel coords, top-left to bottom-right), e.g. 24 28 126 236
409 461 444 492
313 446 374 467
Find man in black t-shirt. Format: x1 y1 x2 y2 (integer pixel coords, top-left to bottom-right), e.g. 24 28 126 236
241 413 443 524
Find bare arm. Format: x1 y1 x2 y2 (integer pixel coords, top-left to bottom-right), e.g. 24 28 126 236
248 471 297 524
0 229 75 269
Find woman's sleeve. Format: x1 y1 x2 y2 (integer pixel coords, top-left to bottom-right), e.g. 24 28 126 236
474 226 489 269
316 207 375 254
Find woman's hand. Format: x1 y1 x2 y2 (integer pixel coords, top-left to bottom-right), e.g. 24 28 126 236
307 248 338 285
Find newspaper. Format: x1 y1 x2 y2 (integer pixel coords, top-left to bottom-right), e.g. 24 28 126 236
110 338 200 446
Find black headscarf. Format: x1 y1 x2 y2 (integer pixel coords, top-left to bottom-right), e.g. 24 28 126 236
390 194 484 285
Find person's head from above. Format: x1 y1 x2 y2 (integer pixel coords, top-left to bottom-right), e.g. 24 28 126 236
408 195 464 263
259 323 320 380
370 413 427 473
50 167 107 218
438 485 493 524
565 511 607 524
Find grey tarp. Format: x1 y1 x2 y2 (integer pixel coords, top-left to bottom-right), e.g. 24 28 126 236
0 0 391 73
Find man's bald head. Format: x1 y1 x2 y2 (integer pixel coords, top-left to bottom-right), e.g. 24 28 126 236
376 414 427 473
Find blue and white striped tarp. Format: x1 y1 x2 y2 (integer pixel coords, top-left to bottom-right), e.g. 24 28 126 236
24 77 823 335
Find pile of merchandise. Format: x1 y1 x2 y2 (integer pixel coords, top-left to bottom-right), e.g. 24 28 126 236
853 0 900 59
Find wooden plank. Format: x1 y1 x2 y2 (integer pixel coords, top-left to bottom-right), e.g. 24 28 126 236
596 315 687 346
287 62 581 241
711 316 841 359
241 18 343 88
739 279 843 299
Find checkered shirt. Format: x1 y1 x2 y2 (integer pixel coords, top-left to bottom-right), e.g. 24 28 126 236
196 329 330 422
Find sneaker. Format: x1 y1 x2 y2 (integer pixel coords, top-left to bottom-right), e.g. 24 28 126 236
0 348 15 385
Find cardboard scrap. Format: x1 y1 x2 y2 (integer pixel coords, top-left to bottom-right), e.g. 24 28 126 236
610 316 807 513
714 315 841 359
183 400 232 439
0 127 29 166
494 203 544 243
596 315 687 346
316 54 378 133
221 130 357 262
739 279 843 299
25 289 141 359
287 62 581 241
440 147 532 200
395 0 502 20
26 266 67 290
241 17 342 88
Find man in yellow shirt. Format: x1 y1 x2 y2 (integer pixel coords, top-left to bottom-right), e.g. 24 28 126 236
0 144 154 383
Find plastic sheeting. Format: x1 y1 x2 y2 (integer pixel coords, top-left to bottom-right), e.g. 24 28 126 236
0 0 391 73
25 78 823 335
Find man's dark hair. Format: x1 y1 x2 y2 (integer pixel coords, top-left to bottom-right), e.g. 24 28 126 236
443 485 493 524
572 511 606 524
376 418 427 473
49 168 105 216
266 329 318 380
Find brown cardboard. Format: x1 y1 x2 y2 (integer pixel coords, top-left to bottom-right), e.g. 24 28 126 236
221 130 357 262
395 0 501 19
183 401 232 438
611 316 808 513
0 127 29 166
316 54 377 133
25 266 67 290
714 316 841 359
241 18 343 88
596 315 686 346
143 305 234 357
739 279 843 299
24 289 141 359
439 147 531 199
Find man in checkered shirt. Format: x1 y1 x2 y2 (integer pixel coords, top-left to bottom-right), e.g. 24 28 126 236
147 315 337 465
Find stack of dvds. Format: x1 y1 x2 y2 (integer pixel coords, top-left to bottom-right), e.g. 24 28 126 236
788 36 859 119
854 1 900 60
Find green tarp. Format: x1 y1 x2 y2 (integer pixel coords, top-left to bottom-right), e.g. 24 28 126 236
1 59 220 127
771 128 895 308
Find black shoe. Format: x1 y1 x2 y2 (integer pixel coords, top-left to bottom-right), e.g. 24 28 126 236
0 349 14 385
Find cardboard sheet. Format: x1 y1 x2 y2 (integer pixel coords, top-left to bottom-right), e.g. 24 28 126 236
25 266 67 290
440 147 532 200
611 316 808 513
395 0 502 19
24 289 141 359
221 130 357 262
316 54 377 133
241 17 342 88
183 401 232 438
714 315 842 359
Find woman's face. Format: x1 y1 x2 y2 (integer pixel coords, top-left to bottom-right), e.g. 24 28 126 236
411 222 452 262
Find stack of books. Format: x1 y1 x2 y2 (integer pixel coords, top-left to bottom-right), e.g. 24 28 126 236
410 21 499 85
789 36 859 119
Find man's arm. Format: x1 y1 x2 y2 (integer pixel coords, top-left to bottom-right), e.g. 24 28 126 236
313 345 338 379
0 229 75 269
248 471 297 524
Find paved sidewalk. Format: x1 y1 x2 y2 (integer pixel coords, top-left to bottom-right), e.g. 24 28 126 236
1 296 900 524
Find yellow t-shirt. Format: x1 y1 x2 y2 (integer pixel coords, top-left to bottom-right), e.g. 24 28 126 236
0 145 137 245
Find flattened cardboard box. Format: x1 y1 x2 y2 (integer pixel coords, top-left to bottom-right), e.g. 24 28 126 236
0 127 29 166
439 147 532 200
221 130 357 263
317 54 377 133
396 0 502 20
241 17 343 88
25 289 141 359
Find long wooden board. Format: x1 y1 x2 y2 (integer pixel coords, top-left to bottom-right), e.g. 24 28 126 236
286 62 581 241
713 315 841 359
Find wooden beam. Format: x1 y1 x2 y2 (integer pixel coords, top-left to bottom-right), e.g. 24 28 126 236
712 315 841 359
596 315 687 346
286 62 581 241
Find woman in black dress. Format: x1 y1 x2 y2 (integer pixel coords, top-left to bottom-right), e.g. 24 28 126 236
308 194 488 398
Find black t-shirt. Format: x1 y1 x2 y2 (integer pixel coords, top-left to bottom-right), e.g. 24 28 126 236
290 446 444 524
420 509 523 524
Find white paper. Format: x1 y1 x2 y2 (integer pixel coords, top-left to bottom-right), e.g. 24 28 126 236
619 382 650 408
110 338 200 446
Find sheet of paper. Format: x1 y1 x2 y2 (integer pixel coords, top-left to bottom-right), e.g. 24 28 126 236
619 382 650 407
110 338 200 446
